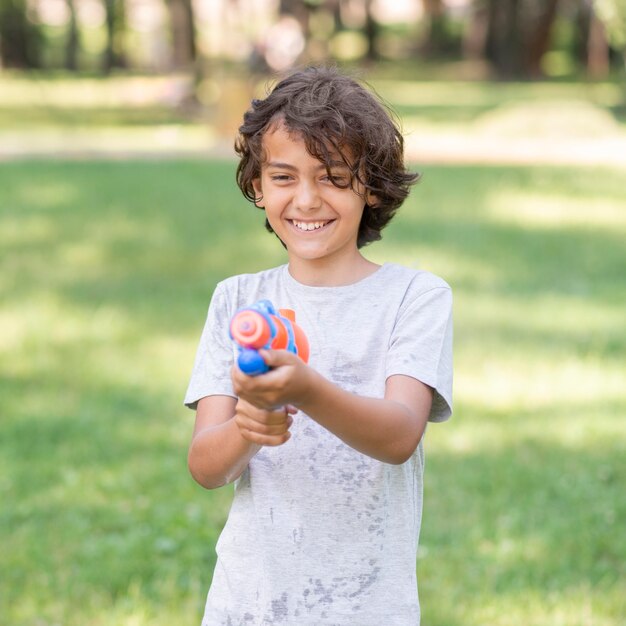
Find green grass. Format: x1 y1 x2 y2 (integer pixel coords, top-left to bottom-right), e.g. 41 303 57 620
1 160 625 625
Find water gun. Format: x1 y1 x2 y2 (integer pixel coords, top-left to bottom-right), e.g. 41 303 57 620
230 300 310 376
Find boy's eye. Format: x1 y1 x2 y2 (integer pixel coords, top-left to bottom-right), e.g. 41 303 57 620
325 173 348 184
270 174 291 182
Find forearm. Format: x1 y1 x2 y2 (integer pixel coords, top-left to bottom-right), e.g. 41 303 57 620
298 371 428 464
232 351 433 464
188 419 260 489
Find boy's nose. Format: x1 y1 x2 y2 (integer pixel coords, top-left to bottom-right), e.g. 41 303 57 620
293 181 322 212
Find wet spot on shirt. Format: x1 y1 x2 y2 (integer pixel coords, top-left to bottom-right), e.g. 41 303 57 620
271 592 289 622
348 567 381 598
292 526 303 545
313 578 334 605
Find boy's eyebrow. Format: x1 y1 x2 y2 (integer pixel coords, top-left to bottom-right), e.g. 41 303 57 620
266 161 297 170
265 160 350 170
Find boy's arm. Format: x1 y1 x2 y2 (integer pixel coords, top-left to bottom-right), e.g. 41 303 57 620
232 351 433 465
301 370 432 464
188 395 294 489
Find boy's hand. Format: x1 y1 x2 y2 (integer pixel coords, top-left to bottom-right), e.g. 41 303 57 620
234 397 297 446
231 349 314 410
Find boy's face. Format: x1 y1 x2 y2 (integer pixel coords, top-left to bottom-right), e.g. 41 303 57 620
252 123 370 268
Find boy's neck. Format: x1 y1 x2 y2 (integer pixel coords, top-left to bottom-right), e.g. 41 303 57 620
287 253 380 287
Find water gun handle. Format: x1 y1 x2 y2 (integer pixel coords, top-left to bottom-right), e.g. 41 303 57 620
230 300 310 376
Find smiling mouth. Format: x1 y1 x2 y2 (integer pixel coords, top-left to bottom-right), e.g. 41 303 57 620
289 219 334 232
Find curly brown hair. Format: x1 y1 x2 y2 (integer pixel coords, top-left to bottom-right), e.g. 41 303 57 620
234 66 419 248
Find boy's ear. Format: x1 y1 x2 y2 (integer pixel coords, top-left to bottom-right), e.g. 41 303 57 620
366 190 379 207
252 178 264 207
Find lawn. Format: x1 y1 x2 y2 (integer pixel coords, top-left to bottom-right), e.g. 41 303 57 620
1 158 625 626
2 73 625 161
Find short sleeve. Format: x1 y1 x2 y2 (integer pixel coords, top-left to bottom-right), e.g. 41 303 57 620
385 285 453 422
184 282 237 410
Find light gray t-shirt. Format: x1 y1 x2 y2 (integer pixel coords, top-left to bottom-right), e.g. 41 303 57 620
185 263 453 626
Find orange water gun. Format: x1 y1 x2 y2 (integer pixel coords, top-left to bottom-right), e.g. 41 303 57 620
229 300 310 375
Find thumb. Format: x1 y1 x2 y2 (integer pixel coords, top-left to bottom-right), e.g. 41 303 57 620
259 349 298 367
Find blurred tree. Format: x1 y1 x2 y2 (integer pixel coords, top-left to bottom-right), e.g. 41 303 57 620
484 0 524 77
330 0 342 32
462 1 490 60
364 0 380 61
102 0 126 73
65 0 79 71
2 0 622 78
484 0 562 78
588 0 611 76
421 0 455 57
526 0 560 77
166 0 197 69
573 0 593 67
0 0 42 68
279 0 313 39
595 0 626 63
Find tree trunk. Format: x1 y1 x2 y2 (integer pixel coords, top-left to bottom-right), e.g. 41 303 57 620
463 2 490 60
0 0 41 68
65 0 79 71
572 0 592 68
421 0 449 57
167 0 197 69
485 0 525 78
364 0 380 61
587 7 610 77
102 0 126 74
525 0 560 78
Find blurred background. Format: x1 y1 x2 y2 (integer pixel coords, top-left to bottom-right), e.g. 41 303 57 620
1 1 625 625
1 0 626 159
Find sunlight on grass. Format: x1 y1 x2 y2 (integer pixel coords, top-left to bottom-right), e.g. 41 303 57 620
458 356 624 413
375 80 625 109
487 191 626 230
475 100 622 138
467 589 615 626
0 74 192 108
2 289 261 404
0 214 56 246
0 124 220 154
371 245 502 290
11 181 78 211
0 294 130 371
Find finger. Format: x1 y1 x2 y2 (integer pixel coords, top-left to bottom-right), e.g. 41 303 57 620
252 407 293 426
235 408 291 431
231 366 246 394
236 416 290 437
238 427 291 447
240 390 287 412
235 366 280 391
232 363 256 388
258 349 300 369
285 404 298 415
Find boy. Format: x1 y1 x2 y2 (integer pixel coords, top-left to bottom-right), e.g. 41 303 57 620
185 66 452 625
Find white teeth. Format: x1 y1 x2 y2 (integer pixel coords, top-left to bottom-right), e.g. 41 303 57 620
292 220 328 231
